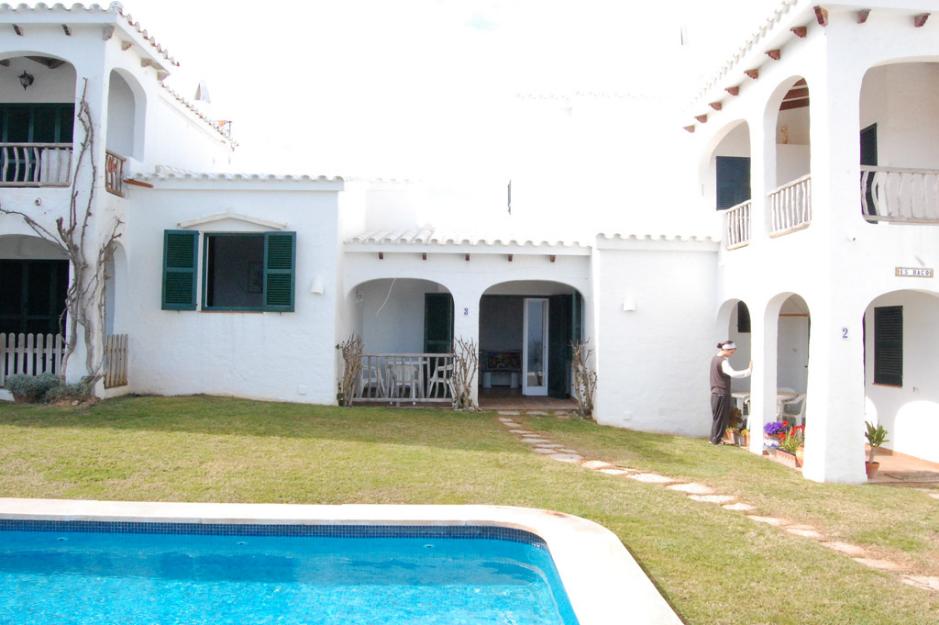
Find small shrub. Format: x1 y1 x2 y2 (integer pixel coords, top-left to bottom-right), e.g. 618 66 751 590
4 373 60 403
44 381 91 404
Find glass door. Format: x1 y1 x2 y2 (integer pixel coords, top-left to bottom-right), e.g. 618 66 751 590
522 298 549 396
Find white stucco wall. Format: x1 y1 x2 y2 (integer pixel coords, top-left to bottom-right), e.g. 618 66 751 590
106 70 136 158
355 278 449 353
864 291 939 464
119 180 343 405
593 239 719 436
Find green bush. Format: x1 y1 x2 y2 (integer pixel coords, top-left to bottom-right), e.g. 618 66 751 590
4 373 61 403
43 381 91 404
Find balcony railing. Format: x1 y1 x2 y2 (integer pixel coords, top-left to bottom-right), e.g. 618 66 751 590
723 200 752 250
768 174 812 237
105 151 125 197
0 143 72 187
861 166 939 223
353 353 454 404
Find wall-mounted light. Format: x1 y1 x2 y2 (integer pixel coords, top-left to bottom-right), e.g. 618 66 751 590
18 71 34 90
310 276 325 295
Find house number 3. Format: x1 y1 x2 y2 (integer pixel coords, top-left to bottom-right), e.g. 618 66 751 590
464 307 470 316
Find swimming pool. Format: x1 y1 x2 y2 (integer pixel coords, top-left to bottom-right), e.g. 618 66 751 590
0 521 578 625
0 500 685 625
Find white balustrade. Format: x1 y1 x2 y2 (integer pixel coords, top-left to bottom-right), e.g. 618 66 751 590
768 174 812 237
723 200 752 249
860 166 939 223
354 353 455 404
0 143 72 187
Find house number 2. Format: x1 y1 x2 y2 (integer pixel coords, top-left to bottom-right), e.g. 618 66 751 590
841 327 849 339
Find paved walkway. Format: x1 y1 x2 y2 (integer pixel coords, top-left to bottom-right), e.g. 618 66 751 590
496 413 939 595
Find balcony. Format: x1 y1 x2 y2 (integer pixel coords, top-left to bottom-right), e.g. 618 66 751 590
768 174 812 237
860 166 939 224
105 151 125 197
723 200 752 250
0 143 72 187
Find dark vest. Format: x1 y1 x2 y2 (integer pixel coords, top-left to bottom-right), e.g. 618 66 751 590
710 355 730 395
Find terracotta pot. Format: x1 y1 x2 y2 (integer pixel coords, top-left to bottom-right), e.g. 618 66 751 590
865 461 880 480
768 448 799 469
795 447 804 467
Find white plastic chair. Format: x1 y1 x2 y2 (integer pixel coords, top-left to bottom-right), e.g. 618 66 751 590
426 362 453 399
781 393 806 426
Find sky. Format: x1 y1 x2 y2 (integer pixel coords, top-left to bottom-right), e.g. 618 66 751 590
113 0 783 235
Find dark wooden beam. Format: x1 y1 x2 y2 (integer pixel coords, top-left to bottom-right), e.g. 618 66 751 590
683 125 695 133
61 24 71 36
421 253 427 261
121 41 132 51
744 68 759 80
507 254 513 262
780 98 809 111
814 6 829 26
856 9 871 23
709 101 722 111
791 26 808 38
725 85 740 96
548 255 557 263
122 178 154 189
794 78 807 87
27 56 65 69
784 87 810 100
465 254 470 262
766 49 781 61
102 25 115 40
913 13 929 27
12 24 23 36
695 114 708 123
378 252 384 260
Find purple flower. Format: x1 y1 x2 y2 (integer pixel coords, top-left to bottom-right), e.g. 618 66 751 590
764 422 787 436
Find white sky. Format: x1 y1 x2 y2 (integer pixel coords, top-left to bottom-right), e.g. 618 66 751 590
114 0 782 236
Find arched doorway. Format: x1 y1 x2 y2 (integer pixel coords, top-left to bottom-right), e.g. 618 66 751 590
478 280 583 408
775 294 810 446
767 76 812 236
344 278 454 404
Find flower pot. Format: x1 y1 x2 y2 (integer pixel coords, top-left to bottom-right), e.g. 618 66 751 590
865 461 880 480
768 448 800 469
740 433 749 447
795 447 804 467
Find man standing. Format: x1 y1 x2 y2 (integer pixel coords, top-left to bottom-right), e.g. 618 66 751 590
710 340 752 445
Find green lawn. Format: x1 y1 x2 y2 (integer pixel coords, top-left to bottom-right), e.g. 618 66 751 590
0 396 936 625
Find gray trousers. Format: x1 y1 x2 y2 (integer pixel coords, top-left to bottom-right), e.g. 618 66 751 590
710 393 731 444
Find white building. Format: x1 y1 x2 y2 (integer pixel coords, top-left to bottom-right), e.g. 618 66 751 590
0 1 936 484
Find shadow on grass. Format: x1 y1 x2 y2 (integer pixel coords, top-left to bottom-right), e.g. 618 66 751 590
0 395 525 454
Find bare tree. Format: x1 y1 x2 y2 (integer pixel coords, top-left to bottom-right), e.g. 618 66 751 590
572 339 597 419
451 337 479 410
0 79 122 388
336 334 364 406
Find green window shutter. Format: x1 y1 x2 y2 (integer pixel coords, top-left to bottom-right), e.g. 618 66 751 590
263 232 295 311
162 230 198 310
874 306 902 386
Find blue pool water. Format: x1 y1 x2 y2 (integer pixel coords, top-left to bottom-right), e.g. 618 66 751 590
0 522 579 625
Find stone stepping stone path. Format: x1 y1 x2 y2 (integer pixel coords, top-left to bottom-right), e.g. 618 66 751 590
822 541 867 557
903 576 939 592
853 557 902 571
689 494 736 504
667 482 714 495
628 473 677 484
494 415 938 594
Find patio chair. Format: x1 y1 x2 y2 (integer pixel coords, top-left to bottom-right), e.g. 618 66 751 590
780 393 806 426
359 363 386 398
426 362 454 399
389 361 420 400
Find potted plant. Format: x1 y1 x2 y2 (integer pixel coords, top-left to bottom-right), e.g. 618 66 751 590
864 421 889 480
763 421 787 447
739 428 750 447
770 429 803 468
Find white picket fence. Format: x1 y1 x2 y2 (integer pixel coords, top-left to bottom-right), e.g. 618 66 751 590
0 333 65 386
103 334 128 388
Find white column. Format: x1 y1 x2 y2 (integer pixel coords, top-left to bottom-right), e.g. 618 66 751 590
747 297 777 454
451 286 481 406
748 110 774 245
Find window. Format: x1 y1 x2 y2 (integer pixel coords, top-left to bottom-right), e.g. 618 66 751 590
0 103 74 143
202 233 296 311
736 301 751 333
0 259 69 335
874 306 902 386
715 156 751 210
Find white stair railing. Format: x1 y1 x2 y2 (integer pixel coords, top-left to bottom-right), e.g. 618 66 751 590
723 199 752 249
861 166 939 223
768 174 812 237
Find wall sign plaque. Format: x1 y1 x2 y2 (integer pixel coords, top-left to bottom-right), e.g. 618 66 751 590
895 267 934 278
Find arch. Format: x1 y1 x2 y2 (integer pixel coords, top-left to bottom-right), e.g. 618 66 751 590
0 55 77 155
699 119 751 210
716 297 752 373
104 240 128 335
863 289 939 465
764 75 811 192
478 280 585 400
346 277 453 354
107 68 147 160
0 234 69 336
0 234 67 260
